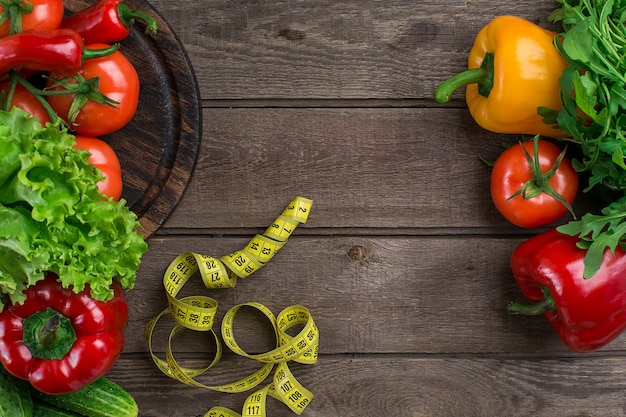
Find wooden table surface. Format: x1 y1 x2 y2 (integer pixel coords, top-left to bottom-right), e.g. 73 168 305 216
107 1 626 416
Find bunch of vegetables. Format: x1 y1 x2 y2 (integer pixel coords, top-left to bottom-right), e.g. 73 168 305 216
436 1 626 353
0 0 157 198
0 0 159 414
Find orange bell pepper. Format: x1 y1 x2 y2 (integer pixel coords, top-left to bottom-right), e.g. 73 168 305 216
434 15 568 137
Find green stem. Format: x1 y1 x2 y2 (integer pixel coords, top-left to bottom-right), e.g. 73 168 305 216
22 308 76 360
42 74 119 124
0 0 33 35
434 52 494 103
592 45 626 84
9 71 61 124
38 313 61 346
118 2 158 35
2 77 15 110
507 287 557 316
506 135 577 219
83 44 119 61
37 78 92 97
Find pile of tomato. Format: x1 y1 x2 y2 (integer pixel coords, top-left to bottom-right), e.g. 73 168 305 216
0 0 158 201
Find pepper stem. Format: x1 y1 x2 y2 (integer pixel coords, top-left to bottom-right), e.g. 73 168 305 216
22 307 77 360
83 44 119 61
39 313 61 345
434 52 495 103
507 287 557 316
117 2 158 35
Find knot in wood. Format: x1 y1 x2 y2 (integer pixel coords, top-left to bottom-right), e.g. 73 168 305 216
278 28 306 41
348 245 371 263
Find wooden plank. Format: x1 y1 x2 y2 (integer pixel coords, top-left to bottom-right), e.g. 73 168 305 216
100 3 626 417
126 235 626 356
162 107 595 230
109 353 626 417
150 0 563 100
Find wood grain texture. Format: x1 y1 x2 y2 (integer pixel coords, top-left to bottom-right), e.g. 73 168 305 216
110 354 626 417
94 1 623 416
128 235 626 356
164 107 596 230
148 0 563 100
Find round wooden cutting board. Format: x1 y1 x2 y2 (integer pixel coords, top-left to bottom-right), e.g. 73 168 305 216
64 0 202 238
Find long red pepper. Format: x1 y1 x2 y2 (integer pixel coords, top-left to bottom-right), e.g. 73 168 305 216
61 0 158 44
0 28 117 76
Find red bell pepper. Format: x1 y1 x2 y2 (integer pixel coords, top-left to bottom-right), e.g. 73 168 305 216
507 229 626 353
0 28 117 76
61 0 158 44
0 273 128 394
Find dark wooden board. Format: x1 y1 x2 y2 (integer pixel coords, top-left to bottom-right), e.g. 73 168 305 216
64 0 202 238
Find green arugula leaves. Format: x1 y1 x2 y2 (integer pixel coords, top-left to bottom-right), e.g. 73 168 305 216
550 0 626 277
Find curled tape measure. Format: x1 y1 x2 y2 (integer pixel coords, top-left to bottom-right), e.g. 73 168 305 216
145 197 318 416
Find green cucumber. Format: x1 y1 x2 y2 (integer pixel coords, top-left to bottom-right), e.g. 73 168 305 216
32 377 138 417
0 366 33 417
33 401 83 417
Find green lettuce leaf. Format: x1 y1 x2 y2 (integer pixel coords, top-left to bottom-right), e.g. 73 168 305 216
0 108 147 308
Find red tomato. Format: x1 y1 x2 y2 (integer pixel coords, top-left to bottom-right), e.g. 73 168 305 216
74 136 123 201
46 44 139 137
490 139 579 228
0 0 64 37
0 82 50 125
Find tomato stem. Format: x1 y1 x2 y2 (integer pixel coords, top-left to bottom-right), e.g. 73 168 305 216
9 71 61 124
507 134 577 219
0 0 34 36
13 72 120 126
0 79 15 111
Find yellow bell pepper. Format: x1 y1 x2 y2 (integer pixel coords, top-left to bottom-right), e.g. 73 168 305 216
434 15 568 137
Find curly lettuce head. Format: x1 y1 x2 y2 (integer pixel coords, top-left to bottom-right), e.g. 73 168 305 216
0 108 148 308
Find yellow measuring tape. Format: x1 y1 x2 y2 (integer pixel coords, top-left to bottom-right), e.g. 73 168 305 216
145 197 317 416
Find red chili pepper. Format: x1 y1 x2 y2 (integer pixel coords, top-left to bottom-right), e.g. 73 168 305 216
61 0 158 44
0 273 128 394
0 28 117 77
507 229 626 353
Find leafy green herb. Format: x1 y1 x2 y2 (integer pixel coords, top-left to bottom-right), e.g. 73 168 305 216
549 0 626 184
0 108 147 309
557 196 626 277
549 0 626 277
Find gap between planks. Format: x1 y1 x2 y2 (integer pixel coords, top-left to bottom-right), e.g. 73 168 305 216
154 226 546 238
201 98 467 109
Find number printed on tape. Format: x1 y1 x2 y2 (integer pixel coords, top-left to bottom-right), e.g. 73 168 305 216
146 197 317 417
